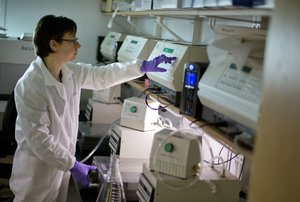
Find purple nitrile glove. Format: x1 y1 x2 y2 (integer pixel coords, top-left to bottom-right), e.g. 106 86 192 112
140 54 176 73
70 160 97 187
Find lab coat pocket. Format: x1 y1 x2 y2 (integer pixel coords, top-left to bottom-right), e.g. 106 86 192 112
11 150 52 196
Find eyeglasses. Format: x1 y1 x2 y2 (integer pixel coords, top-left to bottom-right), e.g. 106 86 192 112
60 38 79 44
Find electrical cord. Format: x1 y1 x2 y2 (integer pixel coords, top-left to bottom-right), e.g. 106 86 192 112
144 92 161 110
189 119 228 129
239 157 246 180
144 92 171 110
189 120 243 180
143 88 172 110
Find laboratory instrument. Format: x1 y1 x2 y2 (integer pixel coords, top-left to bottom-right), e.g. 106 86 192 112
149 128 201 179
0 38 35 96
84 98 122 124
0 38 35 130
117 35 157 82
132 0 152 11
137 129 241 202
137 164 241 202
93 31 126 104
120 97 159 131
146 41 208 106
117 35 157 63
198 26 266 132
96 155 126 202
109 123 162 160
180 62 208 118
99 31 125 63
153 0 189 9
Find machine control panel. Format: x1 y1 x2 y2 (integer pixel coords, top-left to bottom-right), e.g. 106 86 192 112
146 41 208 106
117 35 157 62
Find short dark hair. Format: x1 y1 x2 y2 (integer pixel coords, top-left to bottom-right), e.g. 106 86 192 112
33 15 77 57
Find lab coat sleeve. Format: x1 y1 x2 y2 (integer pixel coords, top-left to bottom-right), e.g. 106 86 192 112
74 59 144 90
14 80 75 171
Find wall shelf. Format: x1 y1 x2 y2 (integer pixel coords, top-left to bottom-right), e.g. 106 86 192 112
126 80 254 160
102 8 273 18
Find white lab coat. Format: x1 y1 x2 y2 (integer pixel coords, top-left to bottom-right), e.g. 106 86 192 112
9 57 144 202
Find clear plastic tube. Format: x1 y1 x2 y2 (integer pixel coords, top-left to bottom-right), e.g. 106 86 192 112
209 155 226 177
158 115 173 128
80 119 120 163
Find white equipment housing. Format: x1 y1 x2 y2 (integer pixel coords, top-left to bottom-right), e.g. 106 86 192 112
149 128 201 179
99 31 126 62
137 164 241 202
120 97 159 131
92 85 121 104
117 35 157 62
109 124 161 161
146 41 208 92
198 25 266 130
85 98 122 124
93 31 126 104
0 38 35 95
0 38 35 130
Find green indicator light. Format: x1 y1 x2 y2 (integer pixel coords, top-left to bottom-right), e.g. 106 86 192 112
164 143 174 152
130 106 137 113
163 48 174 53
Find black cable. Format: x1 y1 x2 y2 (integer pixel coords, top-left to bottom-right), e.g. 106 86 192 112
239 156 246 180
228 151 232 171
144 92 161 110
218 146 224 164
156 93 172 107
144 91 171 110
189 119 200 127
190 117 229 128
190 120 217 128
143 87 161 94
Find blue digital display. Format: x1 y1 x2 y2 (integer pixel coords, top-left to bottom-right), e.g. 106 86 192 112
185 72 197 87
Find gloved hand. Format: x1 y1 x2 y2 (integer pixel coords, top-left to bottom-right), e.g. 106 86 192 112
140 54 176 73
70 160 97 187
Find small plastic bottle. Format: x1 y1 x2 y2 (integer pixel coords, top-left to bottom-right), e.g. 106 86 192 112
96 155 126 202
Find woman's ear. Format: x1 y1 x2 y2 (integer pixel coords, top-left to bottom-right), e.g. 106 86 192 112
49 39 58 52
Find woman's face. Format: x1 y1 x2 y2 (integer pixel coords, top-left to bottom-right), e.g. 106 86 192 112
54 32 81 62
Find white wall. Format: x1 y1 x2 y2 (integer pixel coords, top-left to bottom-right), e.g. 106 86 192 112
5 0 110 64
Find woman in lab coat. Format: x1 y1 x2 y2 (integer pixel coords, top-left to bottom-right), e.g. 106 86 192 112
9 15 175 202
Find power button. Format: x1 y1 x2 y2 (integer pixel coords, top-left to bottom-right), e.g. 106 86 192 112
164 143 174 152
130 106 137 113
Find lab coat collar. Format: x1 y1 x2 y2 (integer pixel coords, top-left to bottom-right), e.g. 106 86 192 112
36 57 73 99
36 57 73 86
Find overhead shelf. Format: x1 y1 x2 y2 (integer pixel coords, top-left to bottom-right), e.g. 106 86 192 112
103 8 273 17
